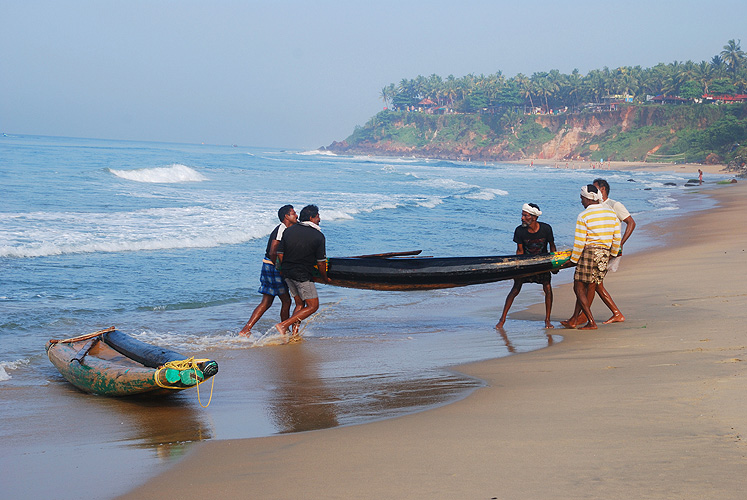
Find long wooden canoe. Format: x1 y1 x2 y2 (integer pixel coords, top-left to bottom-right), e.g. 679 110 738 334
326 250 572 291
46 327 219 397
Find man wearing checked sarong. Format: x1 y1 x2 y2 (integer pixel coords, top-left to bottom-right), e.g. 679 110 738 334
561 184 621 330
239 205 299 336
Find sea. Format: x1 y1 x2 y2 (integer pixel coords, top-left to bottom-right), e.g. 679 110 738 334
0 134 729 498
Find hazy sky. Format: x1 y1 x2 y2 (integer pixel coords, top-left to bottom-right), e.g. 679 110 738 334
1 0 745 149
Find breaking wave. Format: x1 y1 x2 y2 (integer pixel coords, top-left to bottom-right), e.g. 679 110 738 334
109 164 208 183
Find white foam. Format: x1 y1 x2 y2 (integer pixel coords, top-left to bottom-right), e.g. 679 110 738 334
249 329 291 346
463 188 510 200
0 358 30 382
109 164 208 183
296 149 337 156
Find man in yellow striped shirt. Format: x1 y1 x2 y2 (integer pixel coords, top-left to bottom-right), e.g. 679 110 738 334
562 184 621 330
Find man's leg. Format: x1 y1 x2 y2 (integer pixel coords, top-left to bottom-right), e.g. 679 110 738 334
496 279 522 329
595 282 625 324
278 293 292 322
574 280 598 330
542 282 554 329
275 298 319 335
239 294 275 336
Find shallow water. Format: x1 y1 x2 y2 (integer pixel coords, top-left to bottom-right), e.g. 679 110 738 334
0 134 729 498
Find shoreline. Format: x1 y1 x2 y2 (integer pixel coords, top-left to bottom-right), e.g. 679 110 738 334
122 174 747 497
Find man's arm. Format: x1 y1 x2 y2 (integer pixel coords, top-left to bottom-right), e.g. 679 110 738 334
268 240 281 265
620 215 636 247
570 216 586 264
317 259 331 283
515 243 524 256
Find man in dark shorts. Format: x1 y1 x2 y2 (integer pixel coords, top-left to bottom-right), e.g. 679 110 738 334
496 203 557 329
239 205 299 336
274 204 331 338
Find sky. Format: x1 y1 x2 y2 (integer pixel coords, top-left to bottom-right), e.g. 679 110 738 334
1 0 746 149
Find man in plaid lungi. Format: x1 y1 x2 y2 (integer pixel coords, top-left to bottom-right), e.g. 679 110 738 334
562 185 621 330
239 205 298 336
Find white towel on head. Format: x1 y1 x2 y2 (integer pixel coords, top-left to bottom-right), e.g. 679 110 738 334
522 203 541 217
580 185 601 201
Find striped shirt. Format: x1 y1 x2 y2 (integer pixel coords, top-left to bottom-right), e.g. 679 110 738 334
570 204 622 263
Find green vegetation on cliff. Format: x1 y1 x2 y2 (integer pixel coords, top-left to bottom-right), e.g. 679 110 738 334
330 103 747 167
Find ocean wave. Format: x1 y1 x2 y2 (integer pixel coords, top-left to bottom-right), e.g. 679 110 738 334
109 164 208 183
296 149 337 156
462 188 510 200
0 358 30 382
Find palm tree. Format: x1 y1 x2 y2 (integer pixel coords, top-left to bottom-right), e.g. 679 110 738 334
720 39 746 81
565 69 583 111
693 61 715 95
711 55 727 78
515 73 535 112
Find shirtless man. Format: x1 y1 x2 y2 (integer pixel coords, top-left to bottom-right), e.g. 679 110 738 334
496 203 557 329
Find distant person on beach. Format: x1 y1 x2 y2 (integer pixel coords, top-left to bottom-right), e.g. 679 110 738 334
590 178 636 324
698 169 703 185
239 205 299 337
274 204 331 338
562 185 621 330
496 203 557 329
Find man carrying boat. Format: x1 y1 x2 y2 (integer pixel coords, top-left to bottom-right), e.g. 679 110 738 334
274 204 331 338
496 203 557 329
239 205 299 336
562 185 621 330
591 178 636 324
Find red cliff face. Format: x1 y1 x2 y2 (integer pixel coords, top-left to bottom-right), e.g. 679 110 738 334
325 105 738 162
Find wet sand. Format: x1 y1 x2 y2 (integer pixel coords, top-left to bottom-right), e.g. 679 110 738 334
122 179 747 498
517 157 734 177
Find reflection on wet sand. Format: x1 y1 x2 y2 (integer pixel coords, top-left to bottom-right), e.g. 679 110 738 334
260 342 483 433
112 395 215 459
263 345 340 433
497 327 555 354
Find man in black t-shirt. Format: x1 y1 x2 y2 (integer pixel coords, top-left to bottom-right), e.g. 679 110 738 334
496 203 557 329
274 204 331 338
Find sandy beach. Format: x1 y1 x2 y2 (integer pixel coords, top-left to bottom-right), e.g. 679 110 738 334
122 178 746 499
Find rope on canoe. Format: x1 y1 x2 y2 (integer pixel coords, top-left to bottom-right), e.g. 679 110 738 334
154 357 216 408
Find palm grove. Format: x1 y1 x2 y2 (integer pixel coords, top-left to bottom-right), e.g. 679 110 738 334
379 40 747 113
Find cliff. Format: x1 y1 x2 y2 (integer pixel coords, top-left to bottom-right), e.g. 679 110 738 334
325 103 747 167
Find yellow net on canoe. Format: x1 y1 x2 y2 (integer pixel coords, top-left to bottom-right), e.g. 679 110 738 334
155 357 216 408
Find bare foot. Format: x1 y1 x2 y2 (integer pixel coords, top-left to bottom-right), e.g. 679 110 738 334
578 322 598 330
603 313 625 324
274 323 287 335
560 319 577 329
544 322 555 329
238 329 252 337
495 321 506 329
291 321 301 335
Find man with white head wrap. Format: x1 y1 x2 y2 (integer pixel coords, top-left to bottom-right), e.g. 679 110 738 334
496 202 557 329
561 184 621 330
589 178 636 324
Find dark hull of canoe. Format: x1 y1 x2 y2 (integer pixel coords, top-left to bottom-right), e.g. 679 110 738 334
46 329 218 397
327 250 572 291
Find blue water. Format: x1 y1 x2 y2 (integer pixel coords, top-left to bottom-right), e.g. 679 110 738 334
0 134 729 498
